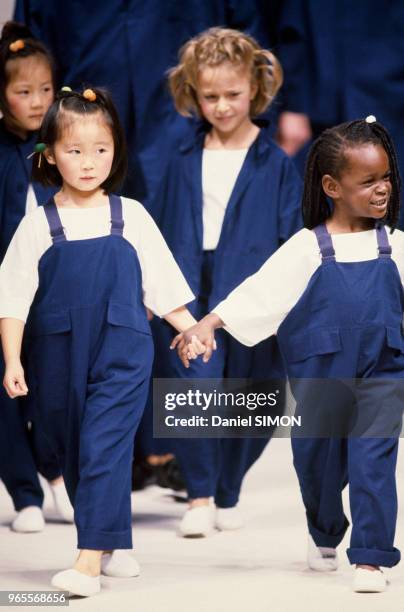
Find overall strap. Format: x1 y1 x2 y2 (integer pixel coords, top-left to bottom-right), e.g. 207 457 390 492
313 224 335 262
109 194 124 236
376 224 392 258
43 199 66 243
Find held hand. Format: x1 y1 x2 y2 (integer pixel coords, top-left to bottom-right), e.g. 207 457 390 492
171 318 217 366
3 359 28 398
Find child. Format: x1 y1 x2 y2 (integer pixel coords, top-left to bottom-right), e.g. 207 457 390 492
174 117 404 592
0 87 202 597
0 21 73 532
150 27 302 537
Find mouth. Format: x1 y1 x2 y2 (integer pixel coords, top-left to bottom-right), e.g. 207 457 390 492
29 114 43 120
370 199 388 210
80 177 96 181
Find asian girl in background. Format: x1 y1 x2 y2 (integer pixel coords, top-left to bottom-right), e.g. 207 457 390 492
150 27 302 538
0 87 203 597
0 21 73 533
175 118 404 593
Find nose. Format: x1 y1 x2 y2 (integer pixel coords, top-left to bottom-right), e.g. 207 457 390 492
81 156 94 170
375 180 388 195
216 97 229 114
30 91 43 108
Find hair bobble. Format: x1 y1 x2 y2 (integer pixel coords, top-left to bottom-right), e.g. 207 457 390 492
365 115 377 124
9 39 25 52
82 88 97 102
26 142 46 168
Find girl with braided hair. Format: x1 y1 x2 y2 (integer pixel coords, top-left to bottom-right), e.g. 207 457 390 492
174 117 404 592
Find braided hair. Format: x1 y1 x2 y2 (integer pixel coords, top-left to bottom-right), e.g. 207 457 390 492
302 119 401 230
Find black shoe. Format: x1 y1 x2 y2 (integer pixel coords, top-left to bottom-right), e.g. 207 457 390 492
131 460 158 491
156 458 186 492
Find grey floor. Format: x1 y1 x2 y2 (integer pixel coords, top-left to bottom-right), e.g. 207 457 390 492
1 439 404 612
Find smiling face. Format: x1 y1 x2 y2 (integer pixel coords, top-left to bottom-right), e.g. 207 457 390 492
196 61 257 139
324 144 392 224
5 55 53 136
45 111 114 197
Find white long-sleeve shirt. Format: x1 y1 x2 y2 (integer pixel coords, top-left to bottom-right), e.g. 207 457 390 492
0 197 194 322
213 227 404 347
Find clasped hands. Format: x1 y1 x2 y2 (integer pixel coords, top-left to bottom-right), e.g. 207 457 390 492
170 313 221 368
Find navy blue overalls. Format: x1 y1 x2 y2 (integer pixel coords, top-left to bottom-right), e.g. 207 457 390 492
26 195 153 549
0 122 60 511
276 223 403 567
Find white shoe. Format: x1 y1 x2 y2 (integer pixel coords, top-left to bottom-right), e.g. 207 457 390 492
307 535 338 571
101 550 140 578
11 506 45 533
179 505 215 538
216 506 244 531
353 568 387 593
51 569 100 597
50 482 74 523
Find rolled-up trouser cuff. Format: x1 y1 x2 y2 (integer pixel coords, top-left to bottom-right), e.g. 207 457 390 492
309 517 349 549
13 494 43 512
77 528 132 550
214 494 239 509
347 546 400 568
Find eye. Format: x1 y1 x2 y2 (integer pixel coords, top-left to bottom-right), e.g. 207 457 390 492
383 172 391 181
204 95 217 101
42 86 52 93
229 92 240 98
68 149 80 154
97 147 107 154
18 90 29 96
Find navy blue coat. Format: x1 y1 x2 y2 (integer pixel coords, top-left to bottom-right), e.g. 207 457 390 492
0 121 55 262
150 124 302 309
14 0 276 207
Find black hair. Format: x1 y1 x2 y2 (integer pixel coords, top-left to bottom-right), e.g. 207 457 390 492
302 119 401 230
0 21 56 129
32 87 127 193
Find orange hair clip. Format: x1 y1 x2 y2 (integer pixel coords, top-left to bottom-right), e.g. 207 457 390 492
9 39 25 52
82 88 97 102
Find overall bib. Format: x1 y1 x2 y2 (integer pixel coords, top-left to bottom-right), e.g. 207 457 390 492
276 224 404 567
27 195 154 549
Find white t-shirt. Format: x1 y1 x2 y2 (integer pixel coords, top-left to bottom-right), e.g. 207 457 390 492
0 196 194 322
25 184 38 214
213 227 404 347
202 148 248 250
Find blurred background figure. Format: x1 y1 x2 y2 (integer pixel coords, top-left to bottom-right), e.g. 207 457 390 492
273 0 404 226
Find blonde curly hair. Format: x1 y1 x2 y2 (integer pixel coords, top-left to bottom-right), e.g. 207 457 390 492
168 27 283 118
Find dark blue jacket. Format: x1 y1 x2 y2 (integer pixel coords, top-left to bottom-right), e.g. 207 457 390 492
150 124 303 309
0 121 55 262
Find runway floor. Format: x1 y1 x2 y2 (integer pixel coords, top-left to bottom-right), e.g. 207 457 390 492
1 438 404 612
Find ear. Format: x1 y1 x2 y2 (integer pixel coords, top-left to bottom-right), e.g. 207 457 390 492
322 174 340 199
250 80 258 100
44 147 56 165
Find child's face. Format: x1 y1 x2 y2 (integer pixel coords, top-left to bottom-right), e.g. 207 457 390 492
196 62 257 137
46 112 114 195
5 56 53 134
326 144 392 221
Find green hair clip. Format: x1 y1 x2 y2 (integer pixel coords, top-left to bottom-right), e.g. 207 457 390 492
27 142 46 167
61 86 72 92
